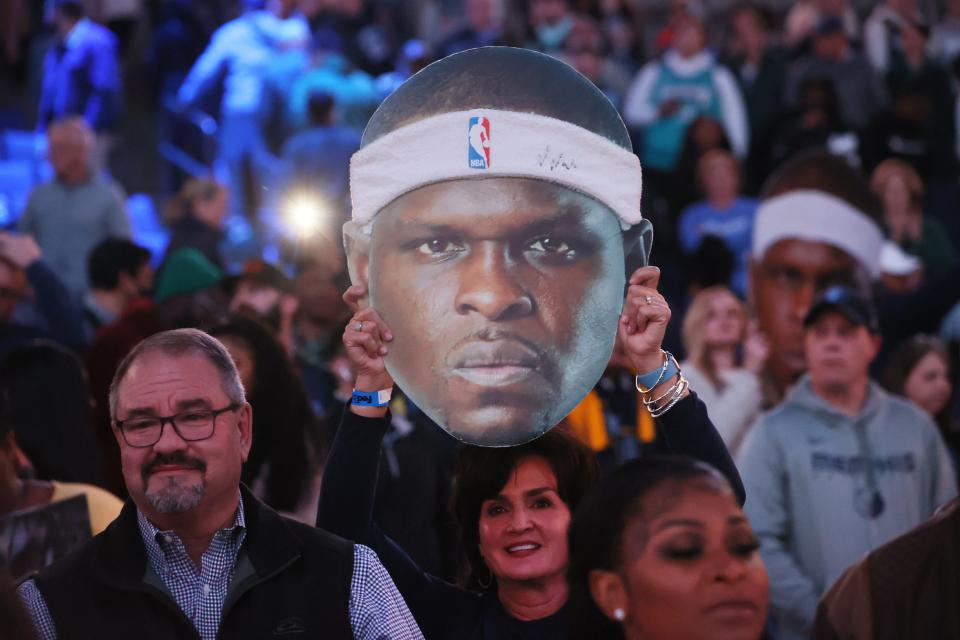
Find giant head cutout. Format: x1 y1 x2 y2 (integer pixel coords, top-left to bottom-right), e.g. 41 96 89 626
344 47 651 446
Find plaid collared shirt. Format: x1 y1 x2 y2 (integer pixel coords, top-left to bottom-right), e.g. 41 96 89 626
19 497 423 639
135 494 247 640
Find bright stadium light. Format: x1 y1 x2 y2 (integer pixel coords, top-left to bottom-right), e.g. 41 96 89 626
283 191 327 238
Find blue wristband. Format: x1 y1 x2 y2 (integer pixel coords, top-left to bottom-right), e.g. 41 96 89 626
352 389 393 407
635 352 679 392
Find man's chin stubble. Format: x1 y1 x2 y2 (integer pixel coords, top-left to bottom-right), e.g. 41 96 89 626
145 477 206 514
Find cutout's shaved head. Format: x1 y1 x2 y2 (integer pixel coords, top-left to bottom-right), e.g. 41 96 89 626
761 150 882 226
362 47 631 150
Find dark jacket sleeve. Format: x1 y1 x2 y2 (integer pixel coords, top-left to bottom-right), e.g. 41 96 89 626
653 391 746 505
25 260 88 351
317 408 479 637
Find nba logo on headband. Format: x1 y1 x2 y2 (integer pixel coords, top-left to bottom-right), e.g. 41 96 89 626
468 116 491 169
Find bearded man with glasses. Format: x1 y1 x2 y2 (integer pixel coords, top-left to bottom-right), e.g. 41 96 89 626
17 328 422 640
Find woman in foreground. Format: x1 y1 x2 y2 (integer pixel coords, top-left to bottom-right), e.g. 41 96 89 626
568 456 769 640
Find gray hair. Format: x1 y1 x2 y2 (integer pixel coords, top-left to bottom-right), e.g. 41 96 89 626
108 328 246 420
47 115 96 149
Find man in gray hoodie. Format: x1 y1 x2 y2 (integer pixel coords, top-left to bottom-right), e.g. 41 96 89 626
738 285 957 640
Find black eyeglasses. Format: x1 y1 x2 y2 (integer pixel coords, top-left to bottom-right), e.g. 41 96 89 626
114 403 241 448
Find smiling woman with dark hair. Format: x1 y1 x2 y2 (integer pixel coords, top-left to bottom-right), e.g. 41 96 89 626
452 427 598 592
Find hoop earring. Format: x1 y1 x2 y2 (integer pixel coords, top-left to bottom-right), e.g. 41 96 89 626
478 566 494 589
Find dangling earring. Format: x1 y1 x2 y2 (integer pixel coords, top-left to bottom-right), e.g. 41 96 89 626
478 566 494 589
613 608 626 621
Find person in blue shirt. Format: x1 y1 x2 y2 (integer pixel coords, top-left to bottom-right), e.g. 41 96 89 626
38 0 122 174
38 0 121 135
623 14 748 173
177 0 310 220
677 149 757 296
279 92 361 221
286 32 380 135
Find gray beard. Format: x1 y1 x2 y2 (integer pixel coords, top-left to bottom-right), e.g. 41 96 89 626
145 476 205 513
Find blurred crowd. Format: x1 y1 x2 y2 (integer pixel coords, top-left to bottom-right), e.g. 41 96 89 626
0 0 959 638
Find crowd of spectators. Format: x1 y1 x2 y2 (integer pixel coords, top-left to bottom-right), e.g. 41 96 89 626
0 0 959 638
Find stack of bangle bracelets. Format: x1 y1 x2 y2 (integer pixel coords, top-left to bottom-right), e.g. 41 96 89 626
634 350 689 417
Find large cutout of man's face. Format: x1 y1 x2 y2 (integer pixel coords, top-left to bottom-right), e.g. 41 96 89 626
347 176 642 445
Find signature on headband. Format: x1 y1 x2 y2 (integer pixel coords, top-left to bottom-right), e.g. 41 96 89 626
537 146 578 172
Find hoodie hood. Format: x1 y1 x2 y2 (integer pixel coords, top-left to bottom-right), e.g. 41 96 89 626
781 374 890 427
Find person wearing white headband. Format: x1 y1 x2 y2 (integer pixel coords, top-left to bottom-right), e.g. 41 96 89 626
343 46 653 446
747 150 885 407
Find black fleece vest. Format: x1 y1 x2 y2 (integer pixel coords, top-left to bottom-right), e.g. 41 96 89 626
33 488 354 640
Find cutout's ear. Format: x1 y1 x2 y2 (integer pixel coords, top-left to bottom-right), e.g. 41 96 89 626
588 568 631 623
343 221 371 305
623 219 653 277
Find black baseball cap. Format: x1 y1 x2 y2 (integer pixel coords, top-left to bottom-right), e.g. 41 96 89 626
803 285 880 333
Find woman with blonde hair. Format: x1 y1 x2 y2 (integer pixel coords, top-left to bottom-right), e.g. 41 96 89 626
681 286 766 453
160 178 229 270
870 159 957 276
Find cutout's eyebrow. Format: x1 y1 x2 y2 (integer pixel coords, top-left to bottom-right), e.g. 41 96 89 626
398 207 597 240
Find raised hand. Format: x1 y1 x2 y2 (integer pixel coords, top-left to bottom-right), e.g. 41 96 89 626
618 266 671 374
342 284 394 395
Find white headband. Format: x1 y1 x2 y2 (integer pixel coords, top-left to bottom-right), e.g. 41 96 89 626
753 190 884 279
349 109 642 231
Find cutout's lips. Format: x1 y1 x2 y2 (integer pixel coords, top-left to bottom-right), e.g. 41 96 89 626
450 341 542 387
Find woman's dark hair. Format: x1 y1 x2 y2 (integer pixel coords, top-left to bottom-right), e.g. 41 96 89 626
882 335 952 431
0 341 102 484
208 316 321 512
567 456 729 640
671 116 732 210
451 427 599 590
88 239 152 291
